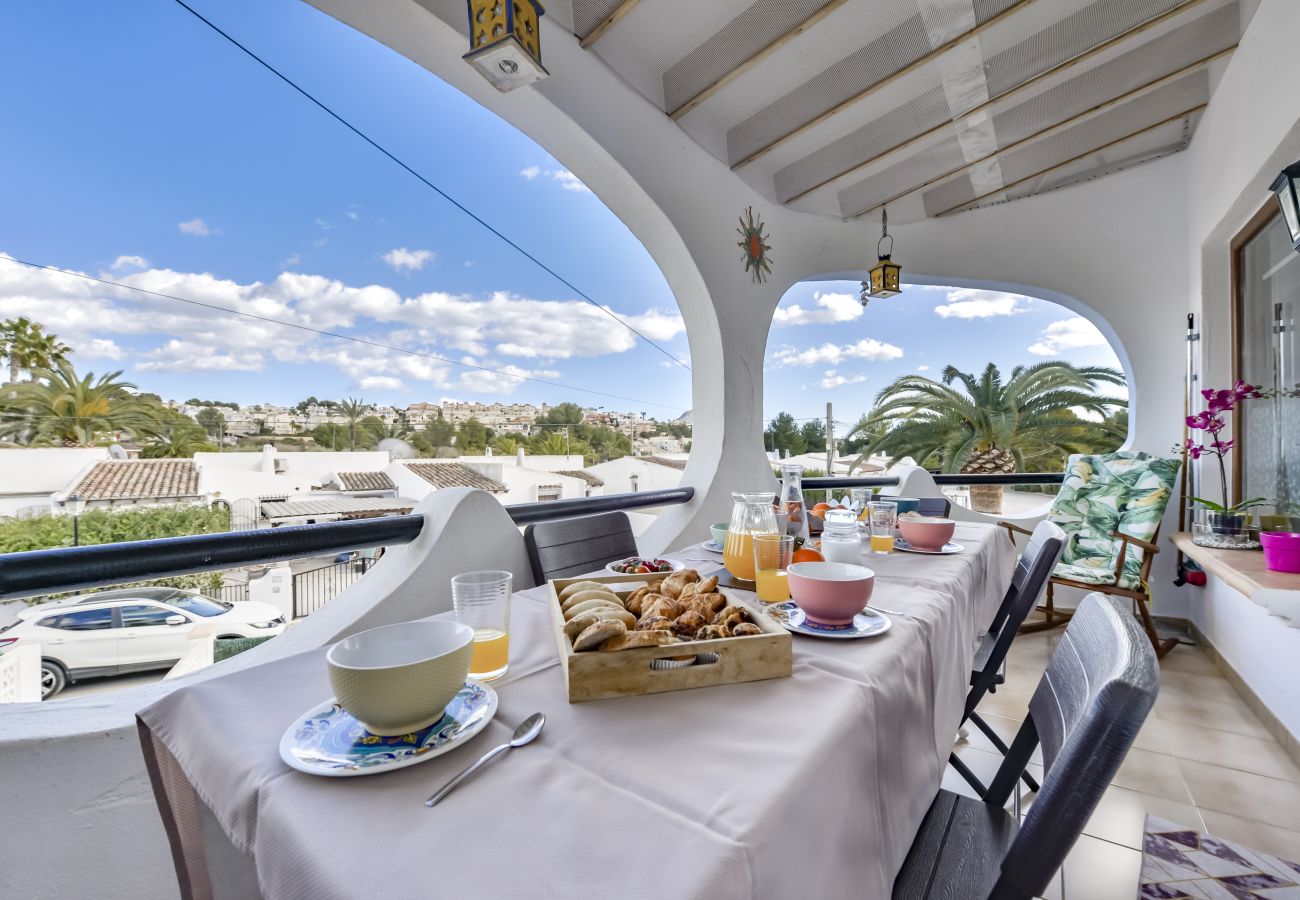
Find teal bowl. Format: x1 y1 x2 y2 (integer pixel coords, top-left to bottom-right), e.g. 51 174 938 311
710 522 728 546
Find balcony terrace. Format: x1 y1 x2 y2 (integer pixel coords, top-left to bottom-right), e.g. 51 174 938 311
3 0 1300 897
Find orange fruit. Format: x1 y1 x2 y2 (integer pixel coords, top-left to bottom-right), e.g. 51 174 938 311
792 547 824 564
811 503 832 516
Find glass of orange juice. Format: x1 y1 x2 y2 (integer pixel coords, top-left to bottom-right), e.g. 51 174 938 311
451 570 512 681
867 501 897 555
752 534 793 603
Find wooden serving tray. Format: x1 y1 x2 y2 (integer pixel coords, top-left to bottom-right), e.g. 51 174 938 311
547 571 792 703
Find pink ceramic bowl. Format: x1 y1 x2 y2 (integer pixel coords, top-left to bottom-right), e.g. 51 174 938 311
787 561 875 626
1260 532 1300 574
898 517 956 551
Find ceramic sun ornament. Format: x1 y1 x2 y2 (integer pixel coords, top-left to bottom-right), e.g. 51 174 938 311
737 206 773 283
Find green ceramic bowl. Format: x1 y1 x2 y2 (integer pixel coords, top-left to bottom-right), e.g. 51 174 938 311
710 522 729 546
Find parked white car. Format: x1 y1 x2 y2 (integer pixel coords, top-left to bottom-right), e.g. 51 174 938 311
0 587 287 699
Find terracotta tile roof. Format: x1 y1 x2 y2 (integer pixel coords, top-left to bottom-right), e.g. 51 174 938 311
404 463 507 493
336 471 396 492
556 470 605 487
261 497 415 519
71 460 200 501
645 456 687 470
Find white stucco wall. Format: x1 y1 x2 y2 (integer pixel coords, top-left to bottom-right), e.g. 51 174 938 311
196 448 392 500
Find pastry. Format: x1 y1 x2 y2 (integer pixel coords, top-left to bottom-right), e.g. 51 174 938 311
572 618 626 651
563 598 625 621
637 615 675 632
714 606 748 629
624 586 652 614
643 598 684 621
563 609 633 638
558 580 608 602
730 622 763 637
694 624 728 640
672 610 708 637
599 631 677 651
684 592 726 619
561 589 622 613
660 570 699 599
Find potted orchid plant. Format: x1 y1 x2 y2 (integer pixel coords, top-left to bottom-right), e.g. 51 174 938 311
1186 380 1268 548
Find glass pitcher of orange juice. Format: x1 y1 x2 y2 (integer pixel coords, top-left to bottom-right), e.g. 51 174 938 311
724 491 779 582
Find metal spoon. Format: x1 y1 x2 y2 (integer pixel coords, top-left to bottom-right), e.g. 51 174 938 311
424 712 545 807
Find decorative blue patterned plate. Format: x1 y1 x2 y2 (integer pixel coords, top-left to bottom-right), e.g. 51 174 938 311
766 601 891 640
279 682 497 777
893 539 964 555
702 539 725 553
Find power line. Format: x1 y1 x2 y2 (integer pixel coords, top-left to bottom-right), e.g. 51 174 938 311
0 256 687 413
166 0 690 373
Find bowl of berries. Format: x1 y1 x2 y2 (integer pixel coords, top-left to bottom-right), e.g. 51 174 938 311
605 556 684 575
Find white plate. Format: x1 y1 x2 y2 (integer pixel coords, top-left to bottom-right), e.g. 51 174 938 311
766 601 892 640
605 557 685 575
893 539 964 555
279 682 497 777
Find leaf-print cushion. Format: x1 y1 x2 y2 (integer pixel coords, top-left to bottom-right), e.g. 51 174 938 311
1048 452 1180 591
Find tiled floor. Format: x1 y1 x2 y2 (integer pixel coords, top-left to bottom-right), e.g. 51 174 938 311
952 631 1300 898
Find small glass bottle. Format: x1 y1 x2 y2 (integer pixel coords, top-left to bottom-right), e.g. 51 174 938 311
777 462 810 542
820 508 862 564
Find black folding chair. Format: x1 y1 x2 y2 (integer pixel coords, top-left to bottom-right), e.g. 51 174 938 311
949 520 1066 798
892 594 1158 899
915 497 952 517
523 511 639 583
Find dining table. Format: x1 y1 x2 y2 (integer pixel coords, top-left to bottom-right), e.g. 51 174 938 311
137 520 1015 900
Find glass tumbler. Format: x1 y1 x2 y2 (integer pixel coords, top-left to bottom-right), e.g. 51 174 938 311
752 533 793 603
451 570 512 682
867 501 898 555
850 487 876 521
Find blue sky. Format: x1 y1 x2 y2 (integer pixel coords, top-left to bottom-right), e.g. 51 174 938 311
0 0 1121 429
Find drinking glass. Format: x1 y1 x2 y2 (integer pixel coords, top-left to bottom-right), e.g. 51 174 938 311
867 501 898 555
451 570 512 681
777 463 810 541
850 487 876 520
752 534 793 603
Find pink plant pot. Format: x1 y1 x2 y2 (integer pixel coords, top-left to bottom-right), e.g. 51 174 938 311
898 518 956 551
787 561 875 625
1260 532 1300 574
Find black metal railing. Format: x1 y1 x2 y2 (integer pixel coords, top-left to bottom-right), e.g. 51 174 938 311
293 557 375 618
0 487 695 601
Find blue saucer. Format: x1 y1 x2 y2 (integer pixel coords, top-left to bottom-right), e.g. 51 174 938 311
766 601 891 640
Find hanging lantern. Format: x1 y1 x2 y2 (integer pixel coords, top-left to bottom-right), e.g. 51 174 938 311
1270 161 1300 252
860 208 901 306
464 0 549 93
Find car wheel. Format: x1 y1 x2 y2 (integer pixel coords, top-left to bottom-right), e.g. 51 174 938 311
40 660 67 699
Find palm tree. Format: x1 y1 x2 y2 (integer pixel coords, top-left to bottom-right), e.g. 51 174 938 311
0 361 160 446
141 421 214 458
848 361 1127 513
336 397 369 451
1 317 72 385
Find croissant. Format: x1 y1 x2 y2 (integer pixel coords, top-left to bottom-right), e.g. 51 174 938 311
731 622 763 637
694 624 728 640
714 606 748 629
624 587 652 616
672 610 708 637
685 592 727 618
644 598 684 621
638 615 675 632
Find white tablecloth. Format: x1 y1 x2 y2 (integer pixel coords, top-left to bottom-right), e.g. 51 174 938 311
138 522 1014 900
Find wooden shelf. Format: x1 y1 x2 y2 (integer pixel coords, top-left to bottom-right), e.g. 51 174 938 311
1173 532 1300 598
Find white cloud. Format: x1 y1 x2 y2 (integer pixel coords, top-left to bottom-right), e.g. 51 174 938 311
346 211 359 221
1027 316 1107 356
382 248 436 273
110 255 148 271
281 253 302 268
0 251 683 395
934 288 1027 319
917 364 930 371
463 260 474 268
773 338 904 367
819 370 866 389
773 291 862 326
80 338 125 360
357 375 403 391
520 164 591 194
177 218 214 237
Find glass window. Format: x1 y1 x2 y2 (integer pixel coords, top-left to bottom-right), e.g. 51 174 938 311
165 595 229 618
38 608 114 631
120 605 181 628
1237 215 1300 519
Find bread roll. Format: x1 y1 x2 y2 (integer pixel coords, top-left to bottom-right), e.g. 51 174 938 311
599 631 677 651
572 618 626 651
558 580 608 602
563 598 625 621
561 589 622 613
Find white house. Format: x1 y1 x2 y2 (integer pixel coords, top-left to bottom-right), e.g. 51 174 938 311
0 448 110 517
584 455 687 495
195 446 392 502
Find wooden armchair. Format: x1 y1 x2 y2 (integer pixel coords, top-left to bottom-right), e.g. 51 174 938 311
998 452 1181 658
